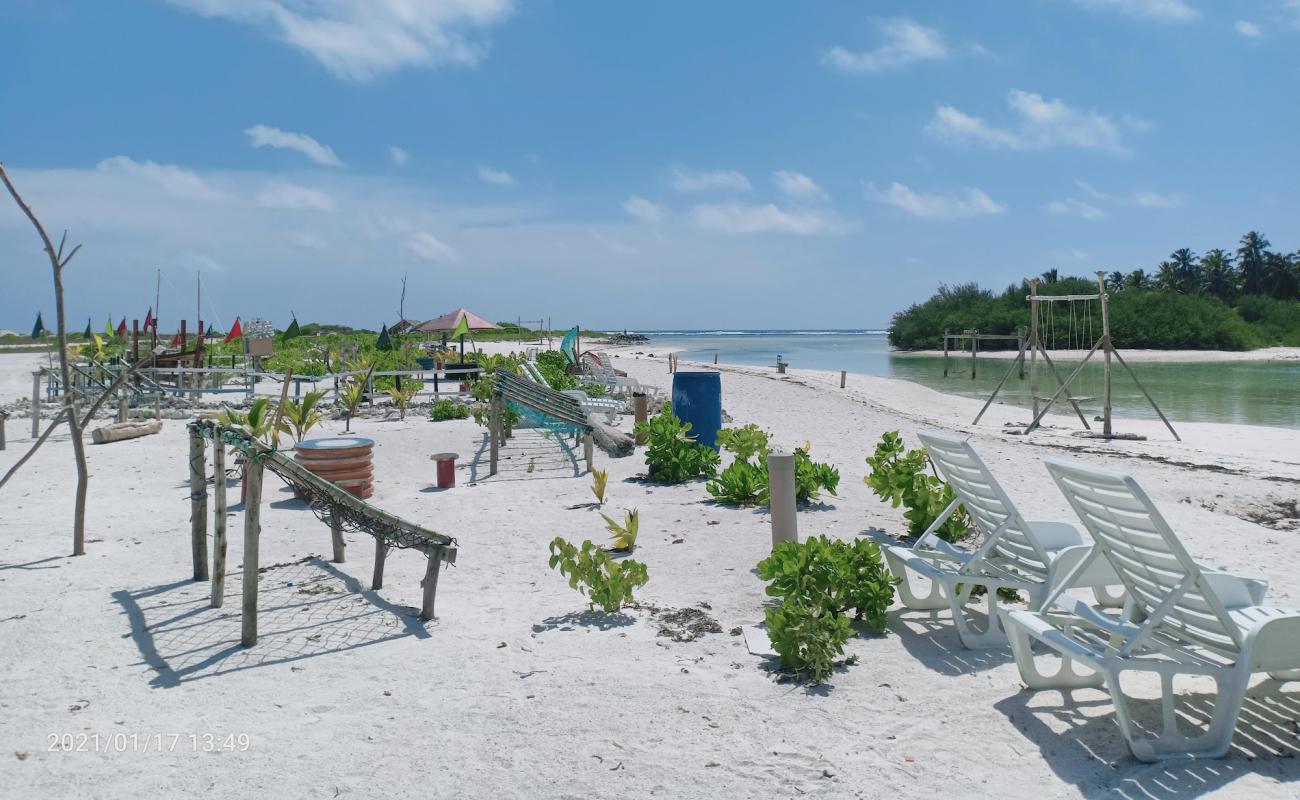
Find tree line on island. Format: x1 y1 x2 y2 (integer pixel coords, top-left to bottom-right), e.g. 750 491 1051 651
889 231 1300 351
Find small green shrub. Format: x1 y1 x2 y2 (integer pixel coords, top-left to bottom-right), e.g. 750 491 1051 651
764 601 854 683
602 508 639 551
707 459 768 506
758 536 898 632
714 424 769 462
793 446 840 504
591 468 609 505
548 537 649 612
430 399 470 421
707 426 839 507
865 432 970 542
634 404 720 484
579 382 607 398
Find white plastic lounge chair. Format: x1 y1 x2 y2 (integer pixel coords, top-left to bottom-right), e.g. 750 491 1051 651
1004 457 1300 761
883 431 1122 649
580 352 646 398
522 360 621 423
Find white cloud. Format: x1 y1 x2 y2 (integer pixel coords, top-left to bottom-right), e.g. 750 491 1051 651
164 0 515 82
670 167 751 193
1067 0 1200 22
245 124 343 167
821 18 949 74
96 156 226 200
1131 190 1181 208
179 251 227 274
1234 20 1263 37
772 170 828 201
1075 180 1182 209
866 182 1006 220
692 202 830 235
257 182 335 211
622 195 664 224
1046 198 1107 220
478 165 515 186
389 146 410 166
405 231 458 262
926 89 1135 154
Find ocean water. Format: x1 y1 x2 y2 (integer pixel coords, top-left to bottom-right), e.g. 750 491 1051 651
634 331 1300 430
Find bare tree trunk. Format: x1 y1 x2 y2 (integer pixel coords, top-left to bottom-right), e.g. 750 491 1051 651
1 163 91 555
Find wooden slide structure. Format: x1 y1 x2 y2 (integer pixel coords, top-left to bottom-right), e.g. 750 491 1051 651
187 420 457 647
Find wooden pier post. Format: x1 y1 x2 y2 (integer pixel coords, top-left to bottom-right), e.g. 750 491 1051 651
372 539 388 590
188 428 209 581
240 454 264 647
211 435 227 607
970 329 978 379
942 329 950 377
1028 280 1040 420
840 370 846 389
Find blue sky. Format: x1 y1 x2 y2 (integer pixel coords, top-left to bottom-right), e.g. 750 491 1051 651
2 0 1297 332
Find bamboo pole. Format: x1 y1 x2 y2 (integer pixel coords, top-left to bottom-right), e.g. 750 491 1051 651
420 551 442 621
1036 344 1092 428
971 348 1026 426
211 434 227 607
240 454 264 647
189 428 209 581
372 538 388 590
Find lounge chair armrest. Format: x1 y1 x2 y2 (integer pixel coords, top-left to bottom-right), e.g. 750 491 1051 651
1202 571 1269 607
1025 520 1083 550
1245 611 1300 673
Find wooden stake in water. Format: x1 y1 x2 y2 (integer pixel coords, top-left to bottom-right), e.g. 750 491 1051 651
840 370 846 389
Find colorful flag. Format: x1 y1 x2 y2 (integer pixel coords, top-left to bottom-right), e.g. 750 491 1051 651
104 317 114 339
82 318 92 339
170 332 183 347
144 307 154 331
283 318 301 340
93 333 104 352
116 318 128 339
451 314 471 340
375 322 391 350
206 324 216 337
223 316 243 343
31 312 45 339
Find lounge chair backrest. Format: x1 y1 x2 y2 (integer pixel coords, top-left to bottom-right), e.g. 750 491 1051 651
916 431 1052 579
1044 457 1244 656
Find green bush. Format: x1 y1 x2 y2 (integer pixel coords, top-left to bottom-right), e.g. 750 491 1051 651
707 459 768 506
864 432 970 542
578 382 607 397
757 536 899 681
706 425 839 506
793 447 840 504
634 404 720 484
547 537 649 612
430 399 470 421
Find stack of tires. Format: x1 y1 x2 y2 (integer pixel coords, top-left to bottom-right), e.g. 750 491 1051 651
293 436 375 499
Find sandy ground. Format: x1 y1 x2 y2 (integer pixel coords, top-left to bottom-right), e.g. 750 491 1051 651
1 348 1298 799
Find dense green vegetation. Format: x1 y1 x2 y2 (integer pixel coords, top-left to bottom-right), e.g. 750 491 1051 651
889 232 1300 351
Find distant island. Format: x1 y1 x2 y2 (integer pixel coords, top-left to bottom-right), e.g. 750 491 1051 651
889 231 1300 351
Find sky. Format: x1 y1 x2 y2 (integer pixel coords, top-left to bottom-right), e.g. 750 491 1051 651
1 0 1298 333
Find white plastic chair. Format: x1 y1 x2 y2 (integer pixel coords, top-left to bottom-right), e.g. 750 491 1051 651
1004 457 1300 761
883 431 1122 649
522 360 621 423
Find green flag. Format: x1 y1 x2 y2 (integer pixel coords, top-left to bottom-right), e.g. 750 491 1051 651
31 312 45 339
83 318 92 339
375 322 391 350
283 317 301 340
451 314 471 340
104 316 115 339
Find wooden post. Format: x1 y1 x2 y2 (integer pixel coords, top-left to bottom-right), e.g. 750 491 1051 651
840 370 846 389
489 396 500 476
420 551 443 621
117 394 128 423
188 428 209 581
372 538 388 590
1096 271 1113 438
154 393 162 419
970 329 978 379
1028 280 1040 420
1017 328 1026 379
633 393 648 443
211 434 227 607
713 353 718 365
330 512 346 563
942 329 950 377
767 451 797 548
240 454 264 647
0 412 6 451
583 431 594 473
194 320 204 401
132 320 140 363
31 371 41 438
180 320 187 354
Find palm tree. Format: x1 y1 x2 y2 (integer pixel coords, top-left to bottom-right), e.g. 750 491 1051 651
1263 252 1299 300
1198 249 1236 302
1124 269 1150 290
1106 270 1125 292
1155 260 1179 291
1237 231 1270 296
1040 268 1059 284
1170 248 1199 293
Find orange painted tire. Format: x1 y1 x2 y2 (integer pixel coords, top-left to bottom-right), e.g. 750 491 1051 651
295 445 372 461
305 470 374 485
294 454 373 471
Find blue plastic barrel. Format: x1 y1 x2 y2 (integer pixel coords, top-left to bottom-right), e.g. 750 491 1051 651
672 371 722 450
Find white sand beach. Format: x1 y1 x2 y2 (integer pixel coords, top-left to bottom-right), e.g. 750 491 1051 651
1 348 1298 799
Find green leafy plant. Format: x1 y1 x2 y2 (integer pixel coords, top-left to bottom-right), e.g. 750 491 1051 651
602 508 639 552
547 537 649 612
578 382 607 398
706 426 838 507
864 432 970 542
217 397 285 444
793 445 840 504
430 399 470 421
386 381 422 420
764 600 854 683
707 459 768 506
757 535 900 681
714 424 770 462
281 390 326 442
591 468 609 505
339 380 365 432
634 404 720 484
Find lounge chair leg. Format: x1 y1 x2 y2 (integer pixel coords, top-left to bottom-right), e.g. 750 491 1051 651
947 583 1007 649
1110 667 1248 762
1007 620 1105 690
883 550 949 611
1093 584 1125 608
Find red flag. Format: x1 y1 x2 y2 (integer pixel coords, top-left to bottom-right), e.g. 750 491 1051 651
116 318 128 339
223 316 243 343
170 332 182 347
144 307 154 331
